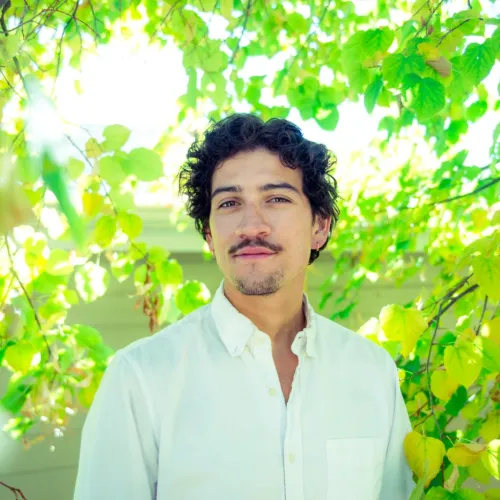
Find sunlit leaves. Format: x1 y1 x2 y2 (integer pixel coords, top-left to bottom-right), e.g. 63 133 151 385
425 486 484 499
126 148 163 182
45 249 73 276
4 342 39 373
379 304 428 356
447 443 486 467
74 262 110 303
481 412 500 442
444 340 482 389
482 440 500 480
431 370 459 402
404 431 446 487
472 255 500 301
93 215 117 247
102 124 131 152
117 212 143 240
99 155 128 185
175 280 211 315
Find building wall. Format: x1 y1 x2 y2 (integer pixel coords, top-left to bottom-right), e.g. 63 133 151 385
0 248 496 498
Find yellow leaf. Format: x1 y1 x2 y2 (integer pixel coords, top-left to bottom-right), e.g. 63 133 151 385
379 304 428 357
462 395 482 420
85 138 102 159
482 318 500 345
481 412 500 442
418 42 440 61
444 341 482 388
486 489 500 499
404 431 445 487
411 0 433 18
482 439 500 480
431 370 459 402
220 0 233 20
469 458 492 484
473 255 500 301
447 442 486 466
82 192 104 217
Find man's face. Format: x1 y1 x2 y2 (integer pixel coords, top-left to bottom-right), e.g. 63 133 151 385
206 148 329 296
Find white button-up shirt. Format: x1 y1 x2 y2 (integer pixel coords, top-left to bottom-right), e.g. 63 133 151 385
74 280 415 500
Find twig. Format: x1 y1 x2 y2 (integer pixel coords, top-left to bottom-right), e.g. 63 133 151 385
5 238 52 361
0 481 27 500
436 18 482 47
426 301 445 485
52 0 80 97
422 273 473 312
414 0 446 39
431 177 500 206
228 0 253 65
475 295 489 335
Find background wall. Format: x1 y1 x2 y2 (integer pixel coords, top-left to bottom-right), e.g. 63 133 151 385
0 209 494 498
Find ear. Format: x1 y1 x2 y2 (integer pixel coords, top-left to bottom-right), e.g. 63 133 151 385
312 215 331 249
205 227 215 255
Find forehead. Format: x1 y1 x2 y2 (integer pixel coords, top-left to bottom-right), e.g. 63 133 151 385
211 148 303 189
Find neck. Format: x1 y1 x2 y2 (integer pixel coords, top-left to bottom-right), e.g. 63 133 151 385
223 278 307 351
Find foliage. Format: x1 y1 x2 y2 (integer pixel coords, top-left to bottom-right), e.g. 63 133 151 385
0 0 499 497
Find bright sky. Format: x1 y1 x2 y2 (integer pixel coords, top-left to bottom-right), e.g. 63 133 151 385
45 1 500 207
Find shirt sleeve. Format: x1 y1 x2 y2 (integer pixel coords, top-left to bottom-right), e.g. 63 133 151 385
73 351 158 500
379 357 416 500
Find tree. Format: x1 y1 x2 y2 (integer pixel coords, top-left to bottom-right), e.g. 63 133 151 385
0 0 499 497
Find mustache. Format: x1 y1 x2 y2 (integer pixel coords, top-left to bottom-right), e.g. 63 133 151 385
229 238 282 255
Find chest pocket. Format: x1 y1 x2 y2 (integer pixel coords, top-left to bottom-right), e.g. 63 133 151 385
326 437 384 500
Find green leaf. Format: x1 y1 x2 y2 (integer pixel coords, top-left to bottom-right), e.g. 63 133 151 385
466 100 488 121
67 158 85 180
461 41 496 85
314 105 339 131
286 13 309 34
0 378 33 414
73 324 113 365
4 342 38 373
364 74 383 113
157 258 183 286
382 53 426 88
45 248 74 276
126 148 163 182
117 212 143 240
362 28 394 57
93 215 117 247
99 155 128 185
102 124 131 152
425 486 484 499
175 280 211 315
409 77 446 121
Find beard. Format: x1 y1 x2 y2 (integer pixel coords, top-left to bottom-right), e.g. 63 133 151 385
233 268 284 296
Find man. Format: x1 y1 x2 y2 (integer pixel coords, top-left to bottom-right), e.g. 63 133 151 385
74 113 416 499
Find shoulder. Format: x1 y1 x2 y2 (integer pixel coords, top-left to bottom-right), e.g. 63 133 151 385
315 313 395 371
113 303 213 369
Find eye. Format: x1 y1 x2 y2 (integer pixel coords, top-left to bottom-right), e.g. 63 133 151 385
218 200 239 209
270 197 290 203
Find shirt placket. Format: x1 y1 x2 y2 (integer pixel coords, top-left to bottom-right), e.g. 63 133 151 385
283 340 305 500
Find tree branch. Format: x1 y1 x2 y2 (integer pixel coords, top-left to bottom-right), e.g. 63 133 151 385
431 177 500 206
0 481 27 500
475 295 489 335
228 0 253 65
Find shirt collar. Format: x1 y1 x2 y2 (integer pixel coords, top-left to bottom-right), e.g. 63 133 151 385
210 280 317 358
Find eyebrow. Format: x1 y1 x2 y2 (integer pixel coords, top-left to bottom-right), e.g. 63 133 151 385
211 182 301 200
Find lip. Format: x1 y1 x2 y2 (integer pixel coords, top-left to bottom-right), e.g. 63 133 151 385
234 247 276 260
235 253 275 260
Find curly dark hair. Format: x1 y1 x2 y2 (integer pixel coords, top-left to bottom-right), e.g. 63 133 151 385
177 113 341 264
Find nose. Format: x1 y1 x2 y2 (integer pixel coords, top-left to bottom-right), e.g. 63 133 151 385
235 204 271 239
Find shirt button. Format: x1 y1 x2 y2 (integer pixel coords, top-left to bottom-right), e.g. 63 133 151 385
268 388 277 397
289 453 296 463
